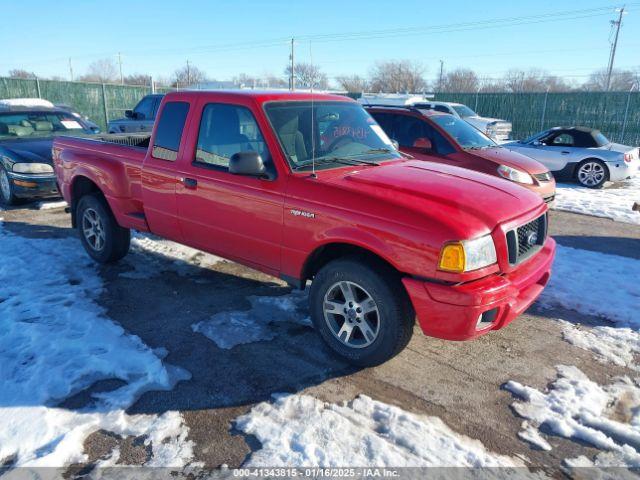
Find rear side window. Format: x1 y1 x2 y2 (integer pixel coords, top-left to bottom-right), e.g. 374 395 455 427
151 101 190 161
194 103 268 170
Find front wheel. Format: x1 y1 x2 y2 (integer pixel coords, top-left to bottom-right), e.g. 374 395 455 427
76 193 130 263
309 257 414 367
576 159 608 189
0 165 17 206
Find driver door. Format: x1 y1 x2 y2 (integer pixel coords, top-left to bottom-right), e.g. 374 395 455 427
538 132 576 171
175 100 286 273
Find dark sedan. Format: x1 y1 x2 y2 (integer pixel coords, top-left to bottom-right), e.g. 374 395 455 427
0 105 96 206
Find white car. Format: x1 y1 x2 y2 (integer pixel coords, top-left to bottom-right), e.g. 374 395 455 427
412 101 512 142
503 127 639 188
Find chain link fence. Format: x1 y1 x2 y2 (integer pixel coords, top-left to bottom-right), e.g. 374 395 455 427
0 77 176 131
2 76 639 145
433 90 640 145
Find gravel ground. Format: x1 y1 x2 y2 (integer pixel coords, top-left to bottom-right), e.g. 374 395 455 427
1 202 639 472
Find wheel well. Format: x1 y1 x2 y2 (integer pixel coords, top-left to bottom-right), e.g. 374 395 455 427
70 176 102 227
302 243 400 285
575 158 609 180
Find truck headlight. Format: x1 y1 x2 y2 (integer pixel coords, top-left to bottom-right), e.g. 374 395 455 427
12 163 54 174
438 234 497 273
497 164 533 185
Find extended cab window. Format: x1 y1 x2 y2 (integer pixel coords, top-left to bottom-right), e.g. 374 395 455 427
194 103 268 170
151 101 190 161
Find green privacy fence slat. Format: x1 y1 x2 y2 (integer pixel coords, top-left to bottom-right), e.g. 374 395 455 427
2 77 639 145
0 77 157 131
433 91 640 145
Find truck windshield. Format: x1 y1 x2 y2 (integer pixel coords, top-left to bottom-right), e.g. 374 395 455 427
0 111 92 140
432 115 496 149
451 105 477 118
265 101 402 170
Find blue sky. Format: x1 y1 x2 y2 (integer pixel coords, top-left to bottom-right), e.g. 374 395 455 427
2 0 638 85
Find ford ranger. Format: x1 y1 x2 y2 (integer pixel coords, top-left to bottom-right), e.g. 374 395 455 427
53 90 556 366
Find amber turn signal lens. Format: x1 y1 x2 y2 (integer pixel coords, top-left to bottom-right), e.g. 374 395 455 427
438 243 466 272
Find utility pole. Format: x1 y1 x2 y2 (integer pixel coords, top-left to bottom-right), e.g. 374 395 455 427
438 60 444 92
186 60 191 86
68 58 74 81
118 52 124 84
289 38 295 91
606 6 626 91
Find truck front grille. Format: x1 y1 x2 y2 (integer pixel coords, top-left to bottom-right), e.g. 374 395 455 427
506 213 548 265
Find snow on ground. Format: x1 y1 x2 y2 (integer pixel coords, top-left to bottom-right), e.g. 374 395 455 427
120 233 223 279
540 245 640 326
538 245 640 369
236 393 525 468
37 200 68 210
192 289 311 349
0 220 194 467
553 177 640 225
506 365 640 467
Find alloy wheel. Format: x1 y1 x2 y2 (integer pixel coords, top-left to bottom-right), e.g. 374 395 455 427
0 168 11 201
323 280 380 348
82 208 106 251
577 161 605 187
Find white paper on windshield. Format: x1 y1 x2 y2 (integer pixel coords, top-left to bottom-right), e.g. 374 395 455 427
370 124 393 146
61 120 83 129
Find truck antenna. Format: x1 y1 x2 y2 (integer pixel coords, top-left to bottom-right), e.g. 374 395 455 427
310 41 317 179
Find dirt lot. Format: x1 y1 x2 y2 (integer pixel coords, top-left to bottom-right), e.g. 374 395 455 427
2 204 639 471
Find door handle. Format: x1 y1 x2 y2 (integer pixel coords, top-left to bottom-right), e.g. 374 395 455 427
181 177 197 189
561 151 571 155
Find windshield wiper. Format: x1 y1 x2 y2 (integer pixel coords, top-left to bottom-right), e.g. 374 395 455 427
362 148 391 155
292 156 380 170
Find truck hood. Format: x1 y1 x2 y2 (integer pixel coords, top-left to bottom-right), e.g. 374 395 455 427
329 159 542 232
469 147 550 174
0 138 53 164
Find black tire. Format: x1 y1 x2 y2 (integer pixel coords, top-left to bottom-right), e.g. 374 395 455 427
309 257 414 367
0 165 17 206
575 159 608 189
76 193 130 263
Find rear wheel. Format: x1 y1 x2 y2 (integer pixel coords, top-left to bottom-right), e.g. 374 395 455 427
309 257 414 367
76 194 130 263
576 159 608 189
0 165 17 206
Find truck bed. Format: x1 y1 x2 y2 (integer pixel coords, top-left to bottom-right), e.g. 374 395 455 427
53 134 150 231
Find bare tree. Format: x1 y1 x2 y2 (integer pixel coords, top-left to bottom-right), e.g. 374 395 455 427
79 58 119 83
172 64 207 87
284 62 329 89
368 60 427 93
441 68 479 92
583 68 637 91
8 69 37 79
335 74 369 93
124 73 151 86
503 69 572 93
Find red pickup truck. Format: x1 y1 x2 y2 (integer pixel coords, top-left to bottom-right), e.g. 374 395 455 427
53 90 556 366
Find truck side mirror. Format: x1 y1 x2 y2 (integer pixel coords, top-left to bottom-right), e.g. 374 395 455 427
229 151 273 179
125 110 134 119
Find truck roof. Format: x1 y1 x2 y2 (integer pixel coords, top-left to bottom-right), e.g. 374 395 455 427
163 89 353 104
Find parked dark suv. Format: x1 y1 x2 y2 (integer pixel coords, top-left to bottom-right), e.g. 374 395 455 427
107 94 164 134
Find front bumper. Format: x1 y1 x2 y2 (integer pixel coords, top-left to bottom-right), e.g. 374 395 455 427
402 237 556 341
7 171 59 199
